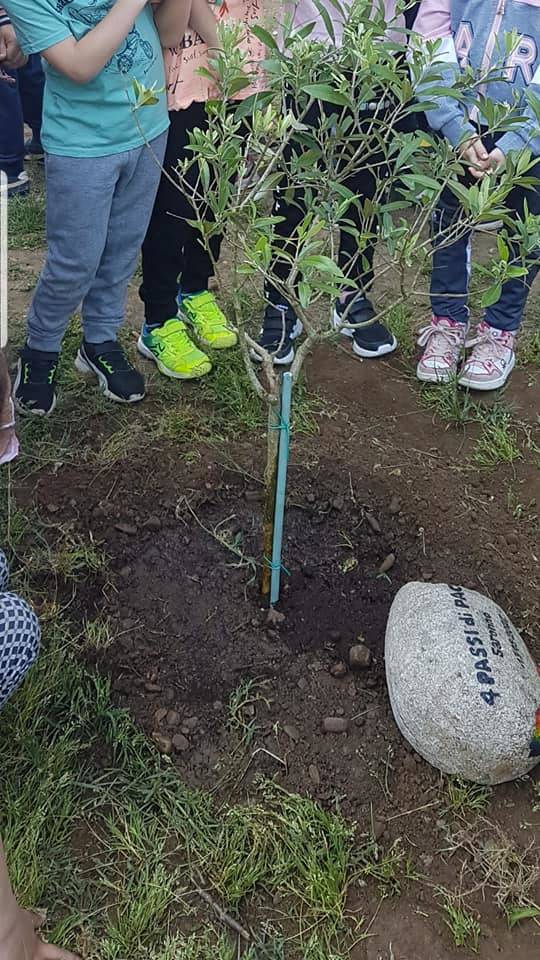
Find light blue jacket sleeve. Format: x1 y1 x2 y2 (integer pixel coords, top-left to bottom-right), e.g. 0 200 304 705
412 34 476 145
498 84 540 157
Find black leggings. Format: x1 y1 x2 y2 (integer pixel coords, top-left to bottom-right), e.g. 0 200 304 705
139 103 222 327
266 100 391 307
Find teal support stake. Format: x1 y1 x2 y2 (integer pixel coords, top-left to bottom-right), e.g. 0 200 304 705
270 372 293 606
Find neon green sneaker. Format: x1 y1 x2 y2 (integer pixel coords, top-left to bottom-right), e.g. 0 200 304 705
179 291 238 350
137 318 212 380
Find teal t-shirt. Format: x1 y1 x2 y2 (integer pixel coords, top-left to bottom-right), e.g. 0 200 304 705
4 0 169 157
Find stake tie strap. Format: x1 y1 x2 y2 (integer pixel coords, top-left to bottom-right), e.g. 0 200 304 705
263 555 291 576
270 412 290 435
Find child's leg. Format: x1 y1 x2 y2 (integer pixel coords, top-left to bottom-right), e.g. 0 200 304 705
16 145 161 413
430 186 472 324
26 154 125 353
416 186 471 383
0 71 27 194
17 55 45 151
485 167 540 333
0 590 40 709
331 112 396 358
81 132 167 346
458 166 540 390
140 104 218 327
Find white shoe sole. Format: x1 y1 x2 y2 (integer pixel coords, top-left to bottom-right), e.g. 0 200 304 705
333 309 397 358
416 364 456 384
136 337 211 380
250 319 303 365
12 360 57 417
75 351 145 403
458 353 515 391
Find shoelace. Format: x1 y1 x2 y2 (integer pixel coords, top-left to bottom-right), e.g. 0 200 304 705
417 322 464 355
464 326 513 372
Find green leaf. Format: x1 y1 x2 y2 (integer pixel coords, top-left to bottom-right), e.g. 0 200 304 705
249 25 280 51
496 234 509 261
298 281 312 309
481 282 502 308
506 905 540 928
301 84 350 107
311 0 335 42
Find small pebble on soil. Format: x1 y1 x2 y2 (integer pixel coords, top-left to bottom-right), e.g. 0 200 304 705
322 717 349 734
349 644 372 669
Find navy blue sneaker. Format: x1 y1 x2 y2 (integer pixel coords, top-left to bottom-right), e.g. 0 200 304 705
75 340 145 403
24 137 45 162
14 345 58 416
333 297 397 359
252 304 303 365
5 171 30 198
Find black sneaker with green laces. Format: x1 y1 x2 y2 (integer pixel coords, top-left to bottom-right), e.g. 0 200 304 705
75 340 145 403
14 345 59 416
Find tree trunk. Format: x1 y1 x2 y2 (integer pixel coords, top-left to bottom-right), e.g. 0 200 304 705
261 394 280 600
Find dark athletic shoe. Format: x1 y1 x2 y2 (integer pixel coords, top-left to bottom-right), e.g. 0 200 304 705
13 345 58 416
24 137 45 162
5 171 30 198
334 297 397 359
75 340 145 403
251 304 303 365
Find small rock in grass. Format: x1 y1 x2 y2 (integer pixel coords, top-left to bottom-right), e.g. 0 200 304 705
308 764 320 786
330 661 348 679
152 732 172 755
322 717 349 734
166 710 181 727
379 553 396 574
349 644 372 670
284 724 300 743
172 733 190 752
115 522 138 535
154 707 168 724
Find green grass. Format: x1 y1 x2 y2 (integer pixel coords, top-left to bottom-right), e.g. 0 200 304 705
445 778 492 818
419 378 480 426
385 303 416 358
473 409 522 468
8 174 46 249
0 607 358 958
439 892 482 952
519 327 540 369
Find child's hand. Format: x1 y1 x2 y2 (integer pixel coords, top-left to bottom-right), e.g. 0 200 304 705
458 137 491 179
487 147 505 173
0 24 27 70
0 908 80 960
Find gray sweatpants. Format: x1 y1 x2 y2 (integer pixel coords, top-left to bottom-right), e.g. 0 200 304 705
27 132 167 353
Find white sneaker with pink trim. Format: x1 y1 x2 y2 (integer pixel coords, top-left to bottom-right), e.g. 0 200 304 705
459 321 516 391
416 315 467 383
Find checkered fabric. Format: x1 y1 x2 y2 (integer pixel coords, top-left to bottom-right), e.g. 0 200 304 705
0 552 40 709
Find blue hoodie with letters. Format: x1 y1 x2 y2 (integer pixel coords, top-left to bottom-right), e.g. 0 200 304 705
413 0 540 156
